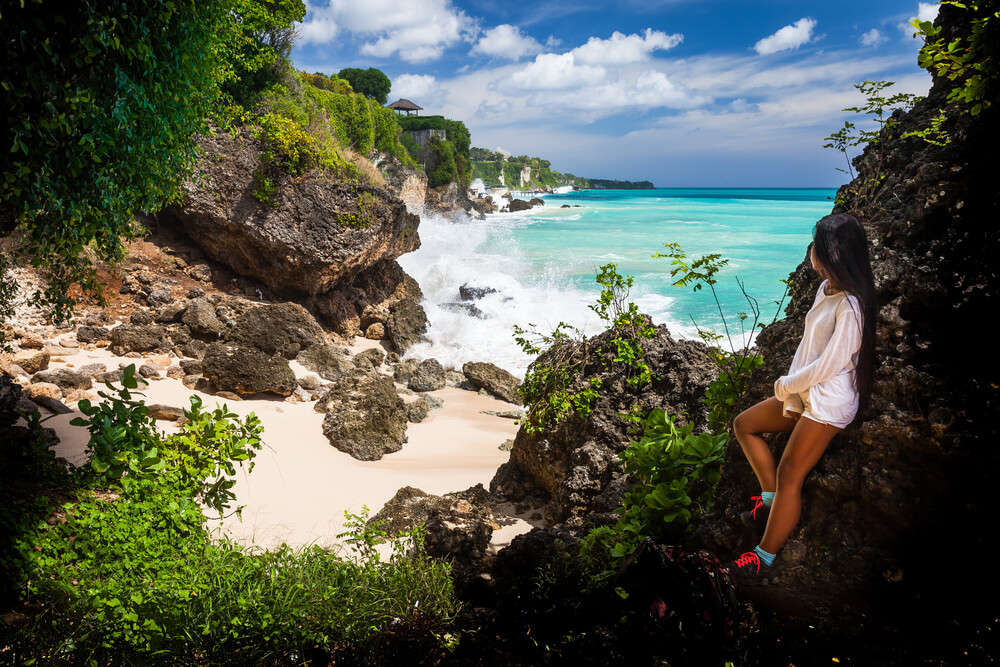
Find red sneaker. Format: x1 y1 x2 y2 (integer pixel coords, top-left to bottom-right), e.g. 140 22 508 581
740 495 770 530
725 550 771 586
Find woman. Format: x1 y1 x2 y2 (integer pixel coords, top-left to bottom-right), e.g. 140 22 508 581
726 212 877 583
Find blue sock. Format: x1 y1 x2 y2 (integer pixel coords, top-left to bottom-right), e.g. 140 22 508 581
753 544 777 567
760 491 775 507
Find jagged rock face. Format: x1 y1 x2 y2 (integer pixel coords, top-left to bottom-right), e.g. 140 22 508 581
490 325 717 526
109 324 169 355
228 302 325 359
425 181 482 218
371 151 427 212
0 372 20 428
692 5 1000 626
310 259 427 352
158 129 421 298
319 370 407 461
201 343 296 397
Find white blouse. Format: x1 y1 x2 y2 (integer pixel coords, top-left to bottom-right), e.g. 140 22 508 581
773 279 863 425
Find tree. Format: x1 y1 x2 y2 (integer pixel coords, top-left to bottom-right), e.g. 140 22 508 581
0 1 230 322
218 0 306 109
337 68 392 104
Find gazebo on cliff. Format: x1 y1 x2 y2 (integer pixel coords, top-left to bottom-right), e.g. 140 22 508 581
387 98 423 116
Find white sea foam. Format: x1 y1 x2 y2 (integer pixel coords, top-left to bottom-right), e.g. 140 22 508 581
398 211 698 377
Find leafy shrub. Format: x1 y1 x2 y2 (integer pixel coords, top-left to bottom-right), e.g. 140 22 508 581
337 67 392 104
302 71 354 95
6 367 459 663
427 138 459 187
515 263 658 433
1 0 230 321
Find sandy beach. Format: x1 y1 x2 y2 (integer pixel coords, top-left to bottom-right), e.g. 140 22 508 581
36 340 533 554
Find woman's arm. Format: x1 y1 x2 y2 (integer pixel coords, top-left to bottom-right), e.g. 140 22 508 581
775 304 862 397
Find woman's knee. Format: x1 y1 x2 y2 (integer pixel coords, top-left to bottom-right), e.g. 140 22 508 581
733 410 750 437
776 459 806 490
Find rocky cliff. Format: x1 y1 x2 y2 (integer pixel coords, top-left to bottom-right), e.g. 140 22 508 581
155 129 427 352
692 3 999 639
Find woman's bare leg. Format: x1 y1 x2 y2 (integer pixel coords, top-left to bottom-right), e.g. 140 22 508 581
733 397 799 493
759 416 841 554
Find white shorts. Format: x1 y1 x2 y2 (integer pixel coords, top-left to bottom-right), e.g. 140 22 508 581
783 374 858 429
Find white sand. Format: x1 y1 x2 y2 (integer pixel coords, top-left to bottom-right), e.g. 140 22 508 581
39 343 535 553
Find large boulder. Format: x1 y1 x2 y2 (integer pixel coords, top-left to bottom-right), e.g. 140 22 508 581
693 5 1000 633
31 368 92 390
181 298 225 338
157 129 420 297
228 302 324 358
371 151 427 212
490 324 716 526
201 343 296 397
319 371 407 461
110 324 167 355
463 361 521 404
408 358 446 392
507 198 531 212
297 344 355 382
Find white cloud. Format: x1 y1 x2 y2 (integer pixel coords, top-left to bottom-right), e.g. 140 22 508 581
471 24 542 60
754 18 817 55
296 0 477 62
571 28 683 65
860 28 886 47
390 74 436 100
507 53 606 90
917 2 939 22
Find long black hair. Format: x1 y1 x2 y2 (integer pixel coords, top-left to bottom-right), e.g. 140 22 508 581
810 213 877 425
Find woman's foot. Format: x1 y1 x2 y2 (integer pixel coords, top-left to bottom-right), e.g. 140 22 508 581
725 550 777 586
739 494 770 531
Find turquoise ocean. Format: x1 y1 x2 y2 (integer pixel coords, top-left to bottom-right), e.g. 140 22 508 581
398 188 836 376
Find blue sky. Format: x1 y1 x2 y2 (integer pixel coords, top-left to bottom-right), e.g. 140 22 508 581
292 1 938 187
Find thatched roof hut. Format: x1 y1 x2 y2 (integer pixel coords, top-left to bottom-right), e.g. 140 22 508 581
387 98 423 116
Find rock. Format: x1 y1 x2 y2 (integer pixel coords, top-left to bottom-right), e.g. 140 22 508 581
138 364 159 378
12 350 49 375
181 375 205 390
23 382 62 401
94 369 124 385
459 284 498 301
372 151 427 211
76 363 106 377
110 324 167 355
146 287 173 307
166 365 186 379
297 374 321 390
129 310 154 325
29 393 73 415
298 344 355 382
201 343 296 397
158 129 420 297
463 361 521 404
560 204 571 208
320 371 407 461
481 409 522 419
424 393 444 410
440 302 486 319
155 302 186 323
31 369 92 390
384 297 427 353
181 298 225 338
408 359 446 392
187 286 206 298
228 302 325 358
354 347 385 370
1 373 23 427
445 369 467 386
18 333 44 349
364 322 385 340
1 363 28 380
393 359 419 384
75 325 109 343
507 198 532 212
499 439 514 452
57 336 79 348
179 359 203 375
187 264 213 283
490 324 716 525
215 390 242 401
406 397 430 423
371 484 499 581
147 404 185 421
529 197 545 207
180 339 207 359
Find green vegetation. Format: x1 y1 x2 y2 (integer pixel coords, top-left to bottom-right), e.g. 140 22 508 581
514 263 659 434
587 178 655 190
398 116 472 185
338 67 393 104
1 0 230 322
2 367 458 663
470 147 586 189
